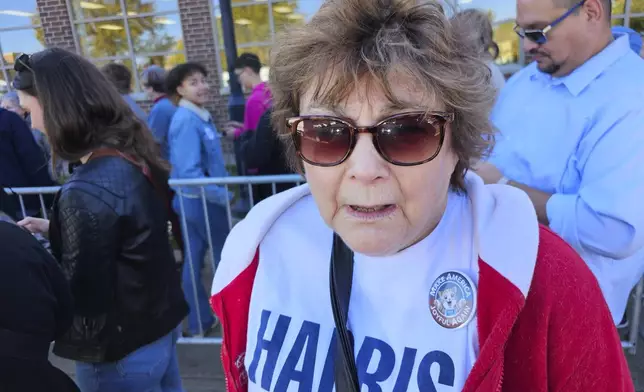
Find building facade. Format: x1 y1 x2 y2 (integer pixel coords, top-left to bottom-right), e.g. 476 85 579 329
0 0 642 119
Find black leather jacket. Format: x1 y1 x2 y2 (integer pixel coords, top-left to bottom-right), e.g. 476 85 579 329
49 156 188 363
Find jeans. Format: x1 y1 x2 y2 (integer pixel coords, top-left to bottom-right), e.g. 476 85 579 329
173 196 230 335
75 329 183 392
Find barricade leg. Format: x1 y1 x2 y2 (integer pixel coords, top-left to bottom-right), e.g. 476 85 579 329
182 222 215 336
627 276 644 355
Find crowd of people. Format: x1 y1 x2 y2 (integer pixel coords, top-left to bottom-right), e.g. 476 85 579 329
1 0 644 391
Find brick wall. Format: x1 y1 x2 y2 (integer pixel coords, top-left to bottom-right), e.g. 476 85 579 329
177 0 228 127
37 0 75 52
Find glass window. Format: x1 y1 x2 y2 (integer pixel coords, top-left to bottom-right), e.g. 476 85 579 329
129 14 183 53
494 20 520 65
216 4 271 46
126 0 178 14
214 0 324 90
629 17 644 35
612 0 627 15
272 0 323 34
77 20 130 58
0 0 42 89
630 0 644 14
611 17 625 26
94 58 135 89
70 0 185 92
70 0 123 20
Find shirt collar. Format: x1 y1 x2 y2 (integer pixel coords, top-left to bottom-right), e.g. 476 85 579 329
153 95 167 104
251 81 267 95
530 34 632 96
179 98 211 122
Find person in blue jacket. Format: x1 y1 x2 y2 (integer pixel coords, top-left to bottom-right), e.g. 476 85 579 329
142 65 176 160
166 62 231 337
0 107 54 218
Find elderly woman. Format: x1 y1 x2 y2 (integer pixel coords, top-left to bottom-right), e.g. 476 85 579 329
211 0 632 391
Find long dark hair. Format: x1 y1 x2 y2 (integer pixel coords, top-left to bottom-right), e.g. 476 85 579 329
15 48 168 172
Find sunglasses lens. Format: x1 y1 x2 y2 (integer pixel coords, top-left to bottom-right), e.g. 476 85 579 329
376 115 442 165
294 118 352 165
526 32 547 44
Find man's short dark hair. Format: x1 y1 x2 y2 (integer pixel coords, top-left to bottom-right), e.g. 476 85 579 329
234 53 261 74
101 63 132 94
165 62 208 97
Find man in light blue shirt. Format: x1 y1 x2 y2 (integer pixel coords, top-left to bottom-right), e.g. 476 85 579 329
476 0 644 324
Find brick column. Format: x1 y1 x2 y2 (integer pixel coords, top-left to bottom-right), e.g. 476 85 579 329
178 0 227 124
37 0 76 52
178 0 233 161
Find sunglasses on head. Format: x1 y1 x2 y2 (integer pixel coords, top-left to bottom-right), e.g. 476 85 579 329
14 53 33 73
287 111 454 167
12 53 35 90
514 0 586 44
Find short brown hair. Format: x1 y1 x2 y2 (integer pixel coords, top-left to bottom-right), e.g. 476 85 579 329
269 0 496 190
101 63 132 94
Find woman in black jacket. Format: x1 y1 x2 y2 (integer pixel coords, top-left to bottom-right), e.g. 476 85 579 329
16 49 188 392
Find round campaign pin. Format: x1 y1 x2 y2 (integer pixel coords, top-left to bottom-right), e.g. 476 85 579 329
428 270 477 330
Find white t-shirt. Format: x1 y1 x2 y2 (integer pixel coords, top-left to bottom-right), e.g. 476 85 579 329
245 191 478 391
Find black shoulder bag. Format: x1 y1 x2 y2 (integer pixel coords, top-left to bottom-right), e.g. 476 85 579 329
330 233 360 391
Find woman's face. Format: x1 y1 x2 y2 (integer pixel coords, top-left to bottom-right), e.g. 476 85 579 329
301 78 458 256
16 91 44 131
177 72 210 106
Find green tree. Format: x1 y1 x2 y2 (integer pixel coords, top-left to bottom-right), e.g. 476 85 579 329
32 15 45 47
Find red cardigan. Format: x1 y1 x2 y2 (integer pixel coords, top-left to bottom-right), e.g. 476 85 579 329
211 225 632 392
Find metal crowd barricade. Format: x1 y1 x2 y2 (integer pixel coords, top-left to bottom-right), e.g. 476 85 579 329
4 176 644 352
622 275 644 355
170 175 303 344
3 175 304 346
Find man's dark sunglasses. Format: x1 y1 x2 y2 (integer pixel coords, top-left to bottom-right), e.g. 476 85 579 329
514 0 586 44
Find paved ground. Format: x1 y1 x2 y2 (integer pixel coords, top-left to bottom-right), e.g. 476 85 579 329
50 334 644 392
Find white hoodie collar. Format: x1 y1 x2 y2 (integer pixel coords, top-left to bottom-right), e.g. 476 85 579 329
213 172 539 298
179 98 211 122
